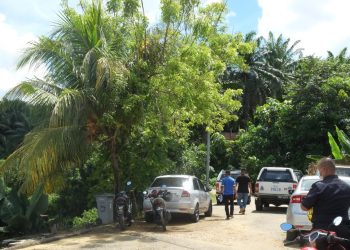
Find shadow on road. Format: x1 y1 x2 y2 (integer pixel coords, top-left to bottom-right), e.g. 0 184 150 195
251 206 287 214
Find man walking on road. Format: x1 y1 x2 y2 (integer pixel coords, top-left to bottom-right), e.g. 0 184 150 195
236 168 252 215
221 170 236 220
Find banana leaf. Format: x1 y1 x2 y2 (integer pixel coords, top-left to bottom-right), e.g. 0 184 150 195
328 132 342 160
336 126 350 155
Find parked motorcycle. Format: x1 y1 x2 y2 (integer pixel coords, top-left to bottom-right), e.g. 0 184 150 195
280 216 350 250
144 186 172 231
115 181 133 230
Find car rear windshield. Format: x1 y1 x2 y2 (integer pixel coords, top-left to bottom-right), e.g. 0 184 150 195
259 170 294 182
336 168 350 177
300 179 318 191
151 177 189 188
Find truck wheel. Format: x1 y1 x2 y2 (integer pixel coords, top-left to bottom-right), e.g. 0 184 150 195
255 198 263 211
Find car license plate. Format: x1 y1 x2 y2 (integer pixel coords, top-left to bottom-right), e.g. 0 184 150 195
271 187 281 192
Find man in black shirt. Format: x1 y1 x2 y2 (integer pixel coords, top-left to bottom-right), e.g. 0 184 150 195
301 157 350 249
236 168 252 214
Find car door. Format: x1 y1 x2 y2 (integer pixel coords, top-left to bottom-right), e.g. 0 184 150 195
192 178 201 210
197 179 209 212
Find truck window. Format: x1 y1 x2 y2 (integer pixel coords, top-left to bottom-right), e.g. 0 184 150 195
259 170 293 182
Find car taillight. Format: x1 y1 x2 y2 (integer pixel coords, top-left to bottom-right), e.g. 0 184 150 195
181 190 190 197
290 195 303 203
293 183 297 189
255 183 259 193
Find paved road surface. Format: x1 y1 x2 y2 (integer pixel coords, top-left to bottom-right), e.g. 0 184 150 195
21 202 297 250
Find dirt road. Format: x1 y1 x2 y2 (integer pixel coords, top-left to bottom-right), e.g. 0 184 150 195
21 203 296 250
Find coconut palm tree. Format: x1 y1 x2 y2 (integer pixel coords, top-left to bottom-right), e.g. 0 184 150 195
222 31 302 128
2 1 128 193
262 32 303 99
0 100 32 159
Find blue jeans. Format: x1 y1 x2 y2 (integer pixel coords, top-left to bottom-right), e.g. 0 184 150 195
237 193 249 209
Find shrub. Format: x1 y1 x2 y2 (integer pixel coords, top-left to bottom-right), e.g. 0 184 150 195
72 208 98 230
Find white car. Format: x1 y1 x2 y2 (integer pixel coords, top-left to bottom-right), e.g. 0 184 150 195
286 175 350 231
143 175 212 223
336 165 350 177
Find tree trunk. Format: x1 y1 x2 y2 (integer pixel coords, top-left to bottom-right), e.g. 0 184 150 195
110 135 120 194
110 135 119 223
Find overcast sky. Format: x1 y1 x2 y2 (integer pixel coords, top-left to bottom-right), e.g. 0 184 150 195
1 0 350 98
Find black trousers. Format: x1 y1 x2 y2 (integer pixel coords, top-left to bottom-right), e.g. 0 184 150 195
223 194 234 217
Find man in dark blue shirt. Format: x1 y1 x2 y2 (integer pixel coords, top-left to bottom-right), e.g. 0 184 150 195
301 157 350 249
221 170 236 220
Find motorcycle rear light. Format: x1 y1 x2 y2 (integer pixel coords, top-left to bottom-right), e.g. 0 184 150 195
290 195 303 203
255 183 259 193
181 190 190 197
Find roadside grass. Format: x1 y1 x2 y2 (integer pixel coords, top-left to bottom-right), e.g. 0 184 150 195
209 192 216 204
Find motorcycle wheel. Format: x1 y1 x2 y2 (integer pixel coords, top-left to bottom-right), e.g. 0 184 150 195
145 212 154 223
160 211 166 231
118 214 126 230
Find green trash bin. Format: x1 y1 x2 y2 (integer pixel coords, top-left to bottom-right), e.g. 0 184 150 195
95 193 115 224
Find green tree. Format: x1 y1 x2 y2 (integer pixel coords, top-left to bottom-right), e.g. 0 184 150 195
2 0 250 194
235 54 350 176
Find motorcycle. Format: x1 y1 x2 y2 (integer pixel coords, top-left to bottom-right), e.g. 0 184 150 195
115 181 133 230
144 186 172 231
280 216 350 250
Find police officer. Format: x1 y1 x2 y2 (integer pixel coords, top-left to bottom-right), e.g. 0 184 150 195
301 157 350 248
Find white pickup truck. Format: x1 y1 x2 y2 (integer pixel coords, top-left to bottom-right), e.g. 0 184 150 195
254 167 298 211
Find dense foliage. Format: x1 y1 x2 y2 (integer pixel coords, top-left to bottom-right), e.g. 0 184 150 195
234 53 350 174
0 0 349 235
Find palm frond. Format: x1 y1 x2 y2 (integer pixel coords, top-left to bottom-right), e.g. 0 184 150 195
17 37 79 88
5 79 62 107
50 89 85 127
0 125 88 193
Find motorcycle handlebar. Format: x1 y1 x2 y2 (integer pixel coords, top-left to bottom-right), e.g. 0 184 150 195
327 234 350 244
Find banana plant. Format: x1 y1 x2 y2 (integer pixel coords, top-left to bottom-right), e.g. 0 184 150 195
0 178 48 233
306 126 350 164
328 126 350 163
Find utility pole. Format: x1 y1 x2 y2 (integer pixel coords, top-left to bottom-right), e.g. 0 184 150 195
206 130 210 188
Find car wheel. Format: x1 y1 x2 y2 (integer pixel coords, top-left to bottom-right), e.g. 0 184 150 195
204 201 212 217
255 198 263 211
144 212 154 223
191 203 200 223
